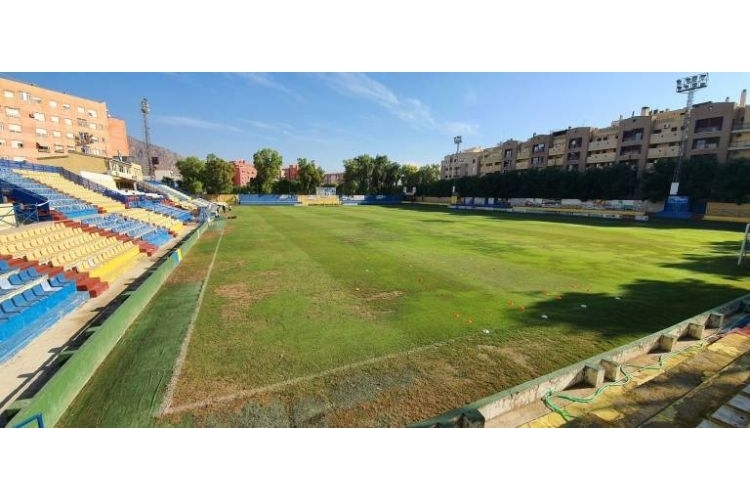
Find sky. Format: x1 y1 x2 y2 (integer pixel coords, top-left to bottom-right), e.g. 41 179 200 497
2 72 748 172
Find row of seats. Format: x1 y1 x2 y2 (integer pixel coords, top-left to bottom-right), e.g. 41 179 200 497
136 201 193 222
0 169 98 218
16 170 126 213
80 214 172 248
0 260 89 363
124 208 184 234
0 222 143 285
238 194 299 205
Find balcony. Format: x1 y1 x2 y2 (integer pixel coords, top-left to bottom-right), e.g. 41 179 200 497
621 135 645 144
692 142 719 151
649 131 682 144
693 127 723 135
586 152 616 163
547 157 564 167
515 159 530 169
517 150 530 160
549 144 565 155
588 139 618 151
731 123 750 133
728 141 750 150
648 146 680 159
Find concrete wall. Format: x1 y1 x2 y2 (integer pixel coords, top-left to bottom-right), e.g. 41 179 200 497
412 293 749 428
705 202 750 221
6 222 208 428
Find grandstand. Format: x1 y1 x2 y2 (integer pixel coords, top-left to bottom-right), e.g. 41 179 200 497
0 159 209 414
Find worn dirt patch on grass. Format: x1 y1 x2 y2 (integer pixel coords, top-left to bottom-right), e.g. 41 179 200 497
364 290 404 302
214 283 275 302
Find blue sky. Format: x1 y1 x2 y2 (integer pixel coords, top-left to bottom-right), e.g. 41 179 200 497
3 72 748 172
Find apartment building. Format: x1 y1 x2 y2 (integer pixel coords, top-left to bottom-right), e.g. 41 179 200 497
440 147 482 179
729 90 750 161
0 77 129 162
230 159 257 187
442 89 749 179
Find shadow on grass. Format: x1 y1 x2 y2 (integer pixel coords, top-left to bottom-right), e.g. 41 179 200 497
522 278 749 339
661 240 748 280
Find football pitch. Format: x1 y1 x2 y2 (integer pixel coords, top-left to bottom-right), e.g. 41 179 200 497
59 205 750 427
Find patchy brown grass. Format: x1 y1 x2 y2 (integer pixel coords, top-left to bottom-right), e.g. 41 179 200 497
167 334 560 427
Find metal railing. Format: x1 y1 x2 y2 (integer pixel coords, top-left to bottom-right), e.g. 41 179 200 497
729 140 750 149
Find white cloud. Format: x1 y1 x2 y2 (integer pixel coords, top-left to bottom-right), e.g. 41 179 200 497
322 73 478 135
155 115 242 132
235 73 303 100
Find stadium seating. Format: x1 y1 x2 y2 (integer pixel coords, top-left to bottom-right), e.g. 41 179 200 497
238 194 299 205
15 170 126 213
0 258 88 363
80 214 172 248
131 201 193 222
123 208 184 235
0 221 143 288
0 168 98 219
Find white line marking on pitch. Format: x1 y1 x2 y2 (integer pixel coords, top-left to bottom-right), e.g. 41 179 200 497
158 224 225 416
163 336 463 415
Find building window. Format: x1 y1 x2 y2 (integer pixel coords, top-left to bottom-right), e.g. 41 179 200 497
76 106 84 114
3 90 13 98
62 103 70 110
0 139 5 146
66 132 74 139
622 128 644 142
11 140 24 149
89 122 97 130
64 118 72 126
50 115 59 123
5 107 20 117
692 137 720 150
31 95 42 104
54 144 65 153
87 109 97 118
52 130 61 138
32 111 45 121
77 118 87 127
8 124 21 133
12 156 26 161
18 91 29 102
35 128 47 137
694 117 723 134
49 100 57 108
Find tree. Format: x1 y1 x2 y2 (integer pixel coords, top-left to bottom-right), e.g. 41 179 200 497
417 164 441 186
252 148 283 194
203 153 234 194
272 178 300 195
342 154 402 195
401 164 420 188
175 156 205 195
297 158 325 194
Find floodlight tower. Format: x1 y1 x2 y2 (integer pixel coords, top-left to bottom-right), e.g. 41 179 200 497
671 73 709 195
452 135 462 197
141 98 154 181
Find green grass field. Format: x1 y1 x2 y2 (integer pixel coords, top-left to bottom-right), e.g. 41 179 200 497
59 205 750 427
